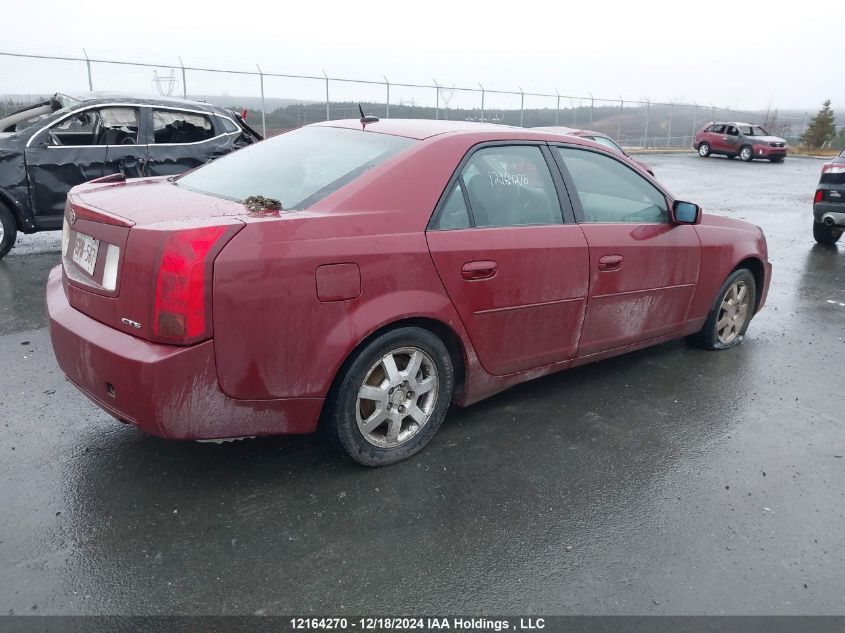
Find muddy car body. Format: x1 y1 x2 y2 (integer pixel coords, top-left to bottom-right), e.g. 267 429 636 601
0 93 261 258
47 119 772 465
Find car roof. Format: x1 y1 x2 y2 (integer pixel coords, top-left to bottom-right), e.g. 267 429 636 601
311 118 547 140
534 126 610 139
72 92 232 114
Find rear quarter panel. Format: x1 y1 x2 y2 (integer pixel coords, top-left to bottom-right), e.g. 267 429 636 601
211 133 491 401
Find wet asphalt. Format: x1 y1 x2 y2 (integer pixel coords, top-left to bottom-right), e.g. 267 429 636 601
0 153 843 615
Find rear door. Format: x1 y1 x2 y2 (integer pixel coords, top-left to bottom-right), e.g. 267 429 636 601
145 108 238 176
708 124 727 152
552 145 700 356
426 143 590 376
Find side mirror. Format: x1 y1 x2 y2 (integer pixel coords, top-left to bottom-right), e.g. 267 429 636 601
672 200 701 225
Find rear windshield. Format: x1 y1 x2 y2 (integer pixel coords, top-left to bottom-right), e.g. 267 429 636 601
176 126 415 209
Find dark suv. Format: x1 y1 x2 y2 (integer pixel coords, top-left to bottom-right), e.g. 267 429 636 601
813 148 845 245
694 122 788 162
0 93 261 258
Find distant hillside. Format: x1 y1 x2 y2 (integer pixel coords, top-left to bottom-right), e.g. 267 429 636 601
188 95 316 110
3 92 843 147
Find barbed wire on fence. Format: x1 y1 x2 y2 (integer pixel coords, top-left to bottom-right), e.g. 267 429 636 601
0 48 815 146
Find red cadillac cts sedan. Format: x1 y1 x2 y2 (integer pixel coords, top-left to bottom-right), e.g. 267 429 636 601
47 119 772 465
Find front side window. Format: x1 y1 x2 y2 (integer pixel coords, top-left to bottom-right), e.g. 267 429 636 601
176 126 415 210
153 110 215 144
458 146 562 227
555 147 668 223
45 107 139 146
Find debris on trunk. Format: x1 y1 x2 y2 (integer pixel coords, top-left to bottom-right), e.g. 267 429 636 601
243 195 283 214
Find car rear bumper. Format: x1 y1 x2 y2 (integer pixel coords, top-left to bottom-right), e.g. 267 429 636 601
814 201 845 226
47 266 323 439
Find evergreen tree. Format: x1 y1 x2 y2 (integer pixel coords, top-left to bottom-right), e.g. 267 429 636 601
801 100 837 148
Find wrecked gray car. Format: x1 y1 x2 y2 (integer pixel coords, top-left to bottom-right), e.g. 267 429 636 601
0 93 261 258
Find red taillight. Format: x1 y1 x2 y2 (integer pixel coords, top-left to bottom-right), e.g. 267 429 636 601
822 163 845 175
153 226 227 343
815 190 824 204
241 108 248 121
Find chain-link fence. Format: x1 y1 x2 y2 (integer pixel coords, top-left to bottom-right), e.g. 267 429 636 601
0 48 811 147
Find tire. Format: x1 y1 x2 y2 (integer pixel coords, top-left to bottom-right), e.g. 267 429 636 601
698 142 711 157
687 268 757 350
0 203 18 260
813 221 842 245
323 326 455 466
740 145 754 162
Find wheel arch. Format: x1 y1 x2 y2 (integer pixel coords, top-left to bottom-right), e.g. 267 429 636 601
318 316 469 426
0 186 33 233
733 256 765 312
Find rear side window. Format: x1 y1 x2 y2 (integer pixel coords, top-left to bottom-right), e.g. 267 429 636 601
555 147 668 223
726 126 739 136
176 126 415 210
436 183 471 229
153 110 215 144
460 146 562 227
218 116 239 133
591 135 624 155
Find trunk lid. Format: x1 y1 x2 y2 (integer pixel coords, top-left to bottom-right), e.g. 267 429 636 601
62 174 247 343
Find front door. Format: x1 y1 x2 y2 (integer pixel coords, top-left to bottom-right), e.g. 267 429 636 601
552 145 701 356
723 125 742 155
426 144 590 376
25 105 145 221
708 123 728 152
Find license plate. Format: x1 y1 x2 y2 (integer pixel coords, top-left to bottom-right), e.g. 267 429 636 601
71 233 100 276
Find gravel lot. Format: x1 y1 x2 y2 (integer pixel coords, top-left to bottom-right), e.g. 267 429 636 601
0 152 843 615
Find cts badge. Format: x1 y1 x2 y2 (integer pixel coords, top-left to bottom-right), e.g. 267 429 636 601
121 318 142 329
68 208 76 225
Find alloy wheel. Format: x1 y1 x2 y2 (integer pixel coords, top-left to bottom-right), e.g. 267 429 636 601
741 147 752 161
356 347 439 448
716 280 751 345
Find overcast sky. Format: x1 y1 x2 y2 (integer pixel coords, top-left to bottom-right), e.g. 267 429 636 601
2 0 843 112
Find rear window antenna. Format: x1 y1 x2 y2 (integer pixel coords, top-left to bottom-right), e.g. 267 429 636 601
359 104 379 126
